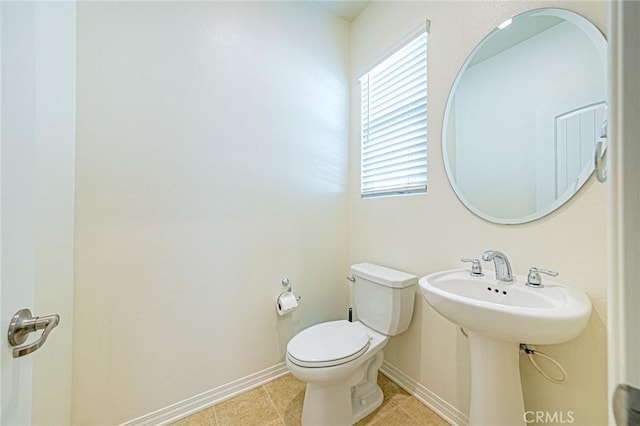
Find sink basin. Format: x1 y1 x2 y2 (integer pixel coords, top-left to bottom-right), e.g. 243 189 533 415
419 268 592 425
420 268 592 344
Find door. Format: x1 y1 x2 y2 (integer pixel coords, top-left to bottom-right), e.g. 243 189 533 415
1 2 75 425
608 1 640 424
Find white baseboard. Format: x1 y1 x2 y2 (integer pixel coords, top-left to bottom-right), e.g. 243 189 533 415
121 363 289 426
121 360 466 426
380 361 469 426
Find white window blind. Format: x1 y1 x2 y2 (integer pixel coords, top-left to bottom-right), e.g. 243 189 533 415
360 30 428 198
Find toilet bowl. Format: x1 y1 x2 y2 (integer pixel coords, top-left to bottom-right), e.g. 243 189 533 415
286 263 416 426
286 320 388 425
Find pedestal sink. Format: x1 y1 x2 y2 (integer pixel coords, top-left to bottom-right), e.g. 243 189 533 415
419 269 592 426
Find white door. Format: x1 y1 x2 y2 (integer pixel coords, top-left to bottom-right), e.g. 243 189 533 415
608 1 640 424
1 2 76 425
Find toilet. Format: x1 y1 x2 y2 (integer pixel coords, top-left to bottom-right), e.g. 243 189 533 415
286 263 417 426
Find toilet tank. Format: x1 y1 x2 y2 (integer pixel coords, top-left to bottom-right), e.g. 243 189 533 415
351 263 417 336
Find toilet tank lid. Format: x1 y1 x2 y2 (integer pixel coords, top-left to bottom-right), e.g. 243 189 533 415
350 263 417 288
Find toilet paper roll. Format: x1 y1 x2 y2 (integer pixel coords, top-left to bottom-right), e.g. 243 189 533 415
276 291 299 316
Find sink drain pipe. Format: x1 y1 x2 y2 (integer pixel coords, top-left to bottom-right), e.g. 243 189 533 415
459 329 567 384
520 344 568 384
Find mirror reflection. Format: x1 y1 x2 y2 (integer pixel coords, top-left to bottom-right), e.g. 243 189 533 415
443 9 607 224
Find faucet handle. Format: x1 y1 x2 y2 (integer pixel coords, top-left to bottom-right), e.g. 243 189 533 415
461 258 484 277
526 267 558 288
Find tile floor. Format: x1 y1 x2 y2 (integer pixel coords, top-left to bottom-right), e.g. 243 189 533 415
170 372 449 426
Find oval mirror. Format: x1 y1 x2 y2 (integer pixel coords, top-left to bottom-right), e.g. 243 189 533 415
443 9 607 224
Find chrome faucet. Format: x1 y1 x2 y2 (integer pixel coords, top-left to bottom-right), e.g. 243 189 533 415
482 250 513 282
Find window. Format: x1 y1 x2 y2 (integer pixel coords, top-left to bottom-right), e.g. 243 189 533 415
359 29 428 198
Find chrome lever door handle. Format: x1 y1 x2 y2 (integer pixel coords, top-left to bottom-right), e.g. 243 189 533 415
613 384 640 425
7 308 60 358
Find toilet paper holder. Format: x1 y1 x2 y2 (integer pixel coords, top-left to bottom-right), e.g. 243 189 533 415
280 277 301 301
276 277 301 316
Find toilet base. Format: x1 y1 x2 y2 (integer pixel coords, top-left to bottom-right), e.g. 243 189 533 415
351 383 383 423
300 351 384 426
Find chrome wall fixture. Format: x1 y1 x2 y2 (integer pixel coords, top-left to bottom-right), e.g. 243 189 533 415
7 308 60 358
595 119 608 183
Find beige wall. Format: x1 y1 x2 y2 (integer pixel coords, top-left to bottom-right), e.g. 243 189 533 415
73 1 609 424
349 1 608 424
73 2 349 424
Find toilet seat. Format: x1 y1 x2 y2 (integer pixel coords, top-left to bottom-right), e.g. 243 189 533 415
287 320 370 368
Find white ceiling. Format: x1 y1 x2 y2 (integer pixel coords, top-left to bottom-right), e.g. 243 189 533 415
310 1 370 22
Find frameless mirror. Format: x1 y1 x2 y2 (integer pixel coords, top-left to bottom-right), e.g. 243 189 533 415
443 8 607 224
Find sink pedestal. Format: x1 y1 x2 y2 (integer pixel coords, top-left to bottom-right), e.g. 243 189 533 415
467 332 525 426
419 269 592 425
